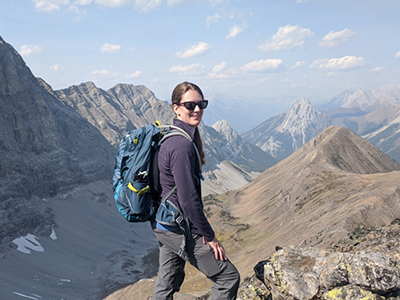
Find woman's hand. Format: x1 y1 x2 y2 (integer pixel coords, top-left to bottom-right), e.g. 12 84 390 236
203 237 227 261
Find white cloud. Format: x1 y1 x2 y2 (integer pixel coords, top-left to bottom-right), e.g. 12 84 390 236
95 0 131 7
296 0 314 3
240 59 283 72
20 45 44 56
133 0 162 11
370 67 384 74
208 61 236 79
167 0 199 6
395 51 400 58
310 56 366 70
319 28 356 48
67 4 88 17
33 0 70 12
176 42 211 58
73 0 92 4
290 61 306 69
259 25 314 52
100 43 121 53
206 13 222 29
91 70 120 77
226 24 246 40
50 64 62 71
209 0 229 5
258 75 276 82
213 61 228 73
125 71 142 78
168 63 206 75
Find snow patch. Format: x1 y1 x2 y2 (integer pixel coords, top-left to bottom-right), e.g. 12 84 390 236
13 291 42 299
50 229 57 240
13 234 44 254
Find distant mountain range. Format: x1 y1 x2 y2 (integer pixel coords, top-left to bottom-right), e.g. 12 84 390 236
243 89 400 163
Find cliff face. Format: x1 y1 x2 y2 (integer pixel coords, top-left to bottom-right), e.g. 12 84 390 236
0 36 114 244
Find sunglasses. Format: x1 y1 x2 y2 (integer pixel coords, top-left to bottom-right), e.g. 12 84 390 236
178 100 208 110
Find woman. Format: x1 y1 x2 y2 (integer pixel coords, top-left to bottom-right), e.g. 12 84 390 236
153 82 240 300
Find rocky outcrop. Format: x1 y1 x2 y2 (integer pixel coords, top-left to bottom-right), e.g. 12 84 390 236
243 220 400 300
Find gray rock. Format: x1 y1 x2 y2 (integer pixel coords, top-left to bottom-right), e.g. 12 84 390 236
250 221 400 300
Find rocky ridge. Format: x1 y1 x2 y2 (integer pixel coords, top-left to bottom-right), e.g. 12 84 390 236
53 82 174 147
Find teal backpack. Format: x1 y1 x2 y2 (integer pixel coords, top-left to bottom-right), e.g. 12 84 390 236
112 122 200 223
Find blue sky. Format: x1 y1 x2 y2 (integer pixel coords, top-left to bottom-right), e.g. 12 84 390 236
1 0 400 104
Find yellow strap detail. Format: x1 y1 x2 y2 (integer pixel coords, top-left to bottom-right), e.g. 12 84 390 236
155 120 161 127
128 182 150 196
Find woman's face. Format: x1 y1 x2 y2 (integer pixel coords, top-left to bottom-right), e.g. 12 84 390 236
173 89 204 128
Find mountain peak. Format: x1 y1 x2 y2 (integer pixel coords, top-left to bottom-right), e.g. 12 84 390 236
212 119 240 146
296 126 400 174
277 97 320 133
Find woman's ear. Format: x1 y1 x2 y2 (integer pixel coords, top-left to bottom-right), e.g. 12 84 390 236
173 104 180 116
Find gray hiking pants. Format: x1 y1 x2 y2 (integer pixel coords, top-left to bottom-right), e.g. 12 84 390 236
153 228 240 300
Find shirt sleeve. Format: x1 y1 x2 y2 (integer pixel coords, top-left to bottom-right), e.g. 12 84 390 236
169 137 215 242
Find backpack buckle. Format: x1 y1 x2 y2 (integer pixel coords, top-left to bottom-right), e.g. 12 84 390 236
175 215 184 225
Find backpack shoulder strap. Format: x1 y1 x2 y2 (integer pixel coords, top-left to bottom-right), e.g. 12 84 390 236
157 125 202 174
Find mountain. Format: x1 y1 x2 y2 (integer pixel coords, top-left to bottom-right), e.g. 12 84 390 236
0 36 115 242
332 105 400 163
242 98 330 160
53 82 174 146
0 35 159 300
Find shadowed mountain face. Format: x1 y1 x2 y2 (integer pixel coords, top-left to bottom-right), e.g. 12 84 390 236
0 36 116 242
210 126 400 276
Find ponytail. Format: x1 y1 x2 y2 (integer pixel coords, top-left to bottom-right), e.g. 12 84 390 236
194 128 206 166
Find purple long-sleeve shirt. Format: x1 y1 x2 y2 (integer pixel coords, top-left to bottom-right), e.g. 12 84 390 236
158 119 215 242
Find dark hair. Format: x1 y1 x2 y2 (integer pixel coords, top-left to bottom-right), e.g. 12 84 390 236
171 81 204 106
171 81 206 166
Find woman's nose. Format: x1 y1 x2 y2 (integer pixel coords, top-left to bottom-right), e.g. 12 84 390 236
194 104 201 112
